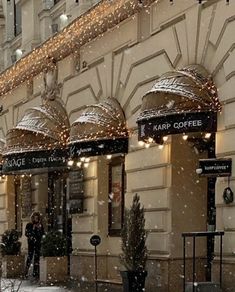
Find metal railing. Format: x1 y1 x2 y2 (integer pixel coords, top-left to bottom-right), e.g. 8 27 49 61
182 231 224 292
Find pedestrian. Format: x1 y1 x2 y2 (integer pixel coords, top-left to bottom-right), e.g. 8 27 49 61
25 211 44 279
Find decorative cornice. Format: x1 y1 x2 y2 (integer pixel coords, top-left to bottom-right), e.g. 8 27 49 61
0 0 155 98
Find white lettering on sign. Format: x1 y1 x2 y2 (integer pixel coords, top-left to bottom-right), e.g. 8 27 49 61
173 120 202 129
151 119 203 132
204 166 228 171
6 158 26 168
48 156 64 162
32 157 47 164
153 123 171 131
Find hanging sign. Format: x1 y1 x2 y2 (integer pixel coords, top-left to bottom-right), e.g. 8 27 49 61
138 111 217 141
198 158 232 177
2 148 68 173
69 137 128 158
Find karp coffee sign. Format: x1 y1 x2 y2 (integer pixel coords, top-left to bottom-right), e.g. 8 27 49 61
138 111 217 140
2 148 68 173
198 158 232 177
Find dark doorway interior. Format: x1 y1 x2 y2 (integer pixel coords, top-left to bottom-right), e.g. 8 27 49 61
206 134 216 281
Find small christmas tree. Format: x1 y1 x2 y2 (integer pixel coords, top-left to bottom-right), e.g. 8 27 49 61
120 194 148 271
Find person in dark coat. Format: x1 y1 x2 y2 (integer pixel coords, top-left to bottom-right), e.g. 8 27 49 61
25 211 44 279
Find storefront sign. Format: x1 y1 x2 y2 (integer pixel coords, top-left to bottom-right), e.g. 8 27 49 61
69 137 128 158
198 158 232 177
2 148 68 173
138 112 217 141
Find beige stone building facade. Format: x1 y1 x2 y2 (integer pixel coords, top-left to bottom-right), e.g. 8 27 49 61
0 0 235 291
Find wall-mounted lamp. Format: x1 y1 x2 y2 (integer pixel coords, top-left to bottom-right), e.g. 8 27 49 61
59 14 72 29
16 48 23 58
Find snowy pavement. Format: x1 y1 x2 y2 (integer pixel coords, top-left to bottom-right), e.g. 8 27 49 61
0 279 72 291
0 278 122 291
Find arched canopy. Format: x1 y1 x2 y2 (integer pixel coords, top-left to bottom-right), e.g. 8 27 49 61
2 100 70 173
137 65 221 142
69 98 128 158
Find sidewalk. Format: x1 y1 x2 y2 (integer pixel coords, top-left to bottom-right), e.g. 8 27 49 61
0 278 122 292
0 279 73 292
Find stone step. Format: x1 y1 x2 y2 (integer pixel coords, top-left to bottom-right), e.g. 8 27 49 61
185 282 222 292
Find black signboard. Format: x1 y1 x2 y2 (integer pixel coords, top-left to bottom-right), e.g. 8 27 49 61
21 177 32 218
68 169 84 214
138 111 217 141
2 148 68 174
0 164 2 175
198 158 232 177
90 235 101 246
69 137 128 158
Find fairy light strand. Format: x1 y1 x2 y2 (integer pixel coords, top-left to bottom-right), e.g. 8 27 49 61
0 0 156 99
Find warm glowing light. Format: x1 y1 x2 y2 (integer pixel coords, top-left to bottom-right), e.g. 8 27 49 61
60 14 69 22
182 135 188 141
84 162 89 168
148 137 153 143
138 141 145 147
163 136 168 142
158 144 164 150
205 133 211 139
68 160 74 166
15 49 23 60
80 157 85 162
0 0 150 98
85 157 90 163
106 154 112 159
76 161 82 167
145 143 150 148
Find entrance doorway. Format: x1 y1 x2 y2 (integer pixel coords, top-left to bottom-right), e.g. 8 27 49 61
47 171 72 257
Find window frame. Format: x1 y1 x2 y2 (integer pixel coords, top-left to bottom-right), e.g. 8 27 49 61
14 0 22 37
108 156 125 236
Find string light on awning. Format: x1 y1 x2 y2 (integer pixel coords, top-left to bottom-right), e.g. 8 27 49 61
182 134 188 141
163 136 168 142
205 133 212 139
68 160 74 166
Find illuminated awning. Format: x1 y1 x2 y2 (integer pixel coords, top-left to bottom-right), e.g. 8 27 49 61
69 98 128 158
137 65 221 142
2 99 70 173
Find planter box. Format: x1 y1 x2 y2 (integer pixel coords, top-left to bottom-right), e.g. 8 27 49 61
40 256 68 283
120 270 147 292
1 255 25 278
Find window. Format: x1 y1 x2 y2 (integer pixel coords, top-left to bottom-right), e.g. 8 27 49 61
14 1 22 36
108 156 125 236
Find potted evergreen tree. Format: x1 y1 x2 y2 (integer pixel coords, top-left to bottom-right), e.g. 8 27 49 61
120 194 148 292
0 229 25 278
40 230 68 283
